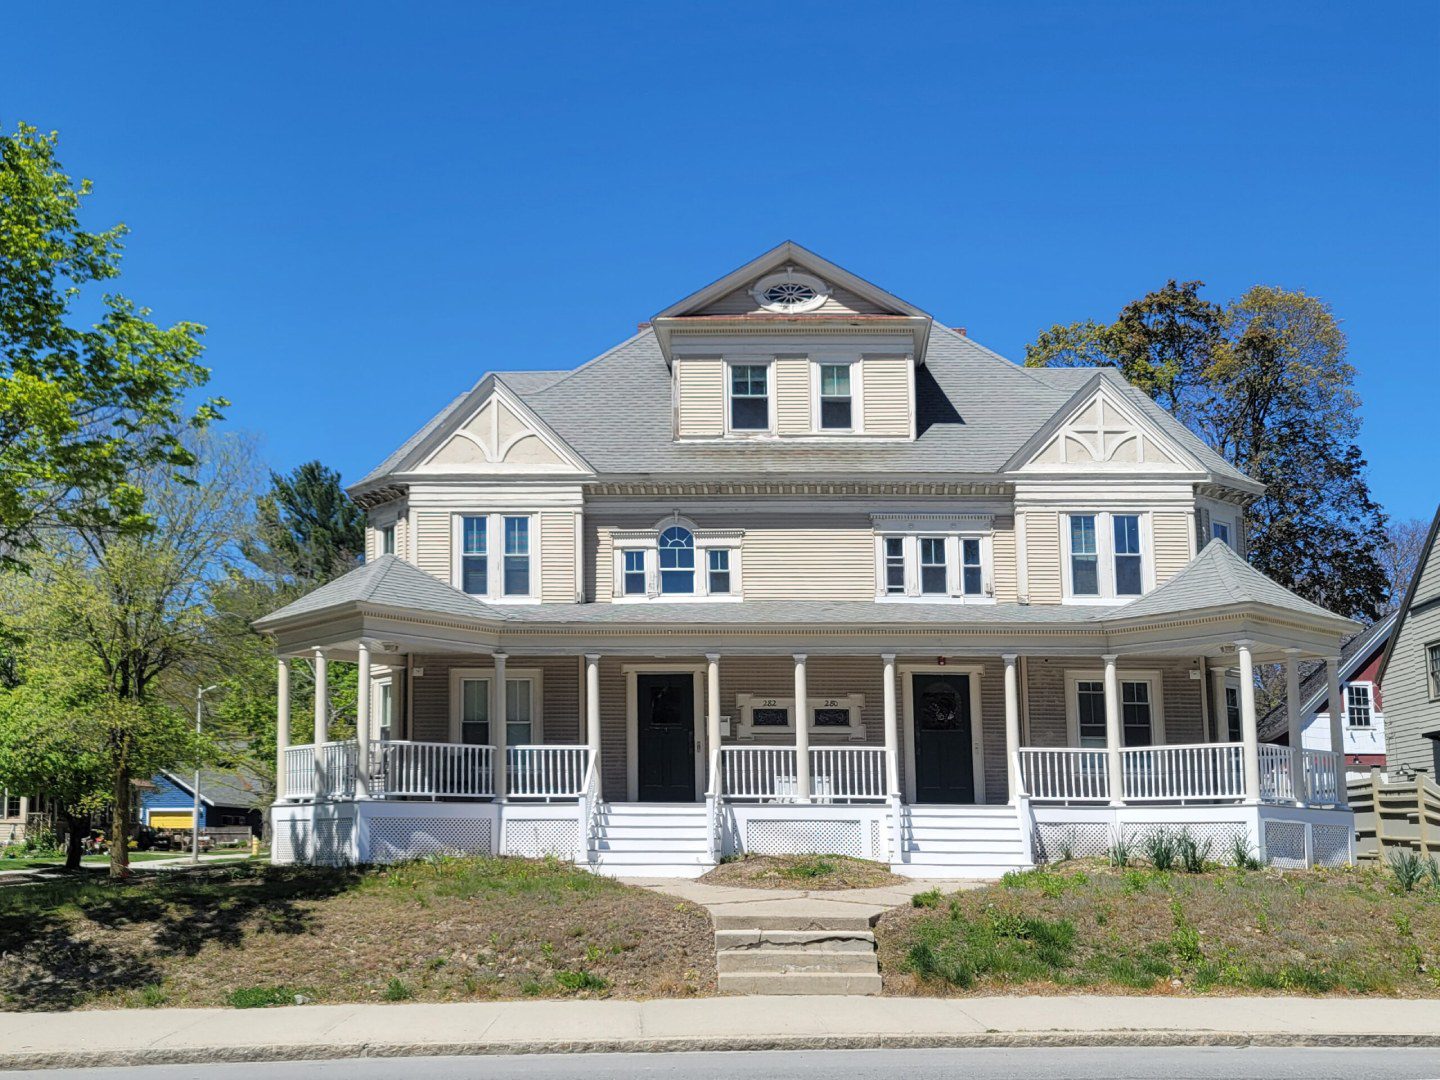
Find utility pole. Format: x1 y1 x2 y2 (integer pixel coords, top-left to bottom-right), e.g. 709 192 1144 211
193 685 218 863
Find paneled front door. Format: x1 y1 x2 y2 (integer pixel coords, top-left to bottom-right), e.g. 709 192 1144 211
912 673 976 803
636 673 696 802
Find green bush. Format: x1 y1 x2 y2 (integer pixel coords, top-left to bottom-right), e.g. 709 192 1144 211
911 888 942 908
1389 850 1427 892
1175 829 1212 874
383 978 413 1001
1142 829 1178 871
554 969 609 992
1229 834 1261 870
1107 834 1132 868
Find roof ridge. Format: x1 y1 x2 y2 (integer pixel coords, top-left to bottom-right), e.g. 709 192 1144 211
523 326 656 399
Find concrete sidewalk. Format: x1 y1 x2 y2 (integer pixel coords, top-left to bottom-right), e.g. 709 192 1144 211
2 996 1437 1070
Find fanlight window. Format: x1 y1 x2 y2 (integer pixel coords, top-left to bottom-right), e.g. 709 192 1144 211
761 281 817 307
658 526 695 594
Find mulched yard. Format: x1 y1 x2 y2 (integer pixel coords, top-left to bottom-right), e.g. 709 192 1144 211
700 853 902 890
0 856 715 1011
877 861 1440 997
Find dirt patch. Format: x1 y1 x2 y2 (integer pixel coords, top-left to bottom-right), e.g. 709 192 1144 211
0 856 715 1010
700 854 902 890
876 861 1440 997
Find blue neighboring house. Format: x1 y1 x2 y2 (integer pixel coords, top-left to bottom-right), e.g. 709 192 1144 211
139 766 267 836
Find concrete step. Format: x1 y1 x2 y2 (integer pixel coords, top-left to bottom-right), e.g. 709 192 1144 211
891 861 1024 879
716 949 878 975
717 971 881 995
710 910 876 932
714 929 875 952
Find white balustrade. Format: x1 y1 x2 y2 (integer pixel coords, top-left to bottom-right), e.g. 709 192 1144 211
372 741 494 799
314 740 358 799
506 745 590 799
809 747 887 802
1258 742 1296 803
1121 743 1247 802
721 747 799 801
1302 748 1341 805
283 744 317 801
1018 748 1111 802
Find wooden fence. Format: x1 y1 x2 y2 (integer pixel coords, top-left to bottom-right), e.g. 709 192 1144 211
1348 767 1440 865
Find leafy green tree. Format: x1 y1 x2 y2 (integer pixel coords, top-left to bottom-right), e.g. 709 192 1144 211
1026 281 1389 621
0 123 224 565
244 461 365 585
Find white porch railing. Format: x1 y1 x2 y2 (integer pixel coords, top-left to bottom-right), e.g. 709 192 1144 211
1303 749 1342 805
507 745 590 800
721 747 799 801
1258 743 1296 803
372 741 493 799
1018 748 1110 802
809 747 887 802
289 741 357 800
283 744 318 800
1120 743 1247 802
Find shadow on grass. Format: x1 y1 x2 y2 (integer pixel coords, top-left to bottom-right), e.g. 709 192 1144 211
0 866 363 1010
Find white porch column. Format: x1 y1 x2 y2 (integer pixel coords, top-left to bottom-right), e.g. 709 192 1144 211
881 654 900 798
356 642 372 798
1103 654 1124 806
1285 649 1305 806
705 653 721 796
1237 640 1261 804
1327 654 1349 807
492 653 508 801
312 649 328 800
1003 653 1023 803
275 659 291 801
585 654 602 778
793 654 810 802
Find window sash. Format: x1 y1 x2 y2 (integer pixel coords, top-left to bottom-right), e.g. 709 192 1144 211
1070 515 1099 596
377 683 393 742
380 525 396 556
730 364 769 430
819 363 852 430
1121 680 1152 746
622 550 646 595
1345 684 1372 727
502 516 530 596
707 548 731 594
1212 521 1231 545
1076 681 1106 747
1428 644 1440 699
659 527 695 594
884 537 906 594
1113 515 1142 595
1225 686 1242 742
919 536 947 595
460 677 490 745
507 679 533 745
960 537 983 595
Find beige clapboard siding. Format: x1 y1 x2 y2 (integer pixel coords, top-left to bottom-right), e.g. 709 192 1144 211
775 357 811 434
365 526 378 563
861 357 910 436
676 358 724 436
540 511 576 602
991 520 1018 603
589 523 614 602
1025 511 1063 604
1152 512 1193 586
414 510 451 582
743 516 875 599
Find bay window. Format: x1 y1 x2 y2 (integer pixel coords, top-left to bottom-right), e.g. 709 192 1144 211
1064 511 1150 600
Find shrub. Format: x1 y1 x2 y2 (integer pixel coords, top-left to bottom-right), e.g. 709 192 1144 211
1107 834 1133 868
912 888 942 908
554 969 609 992
1229 834 1261 870
1175 829 1212 874
1142 829 1178 872
1389 850 1427 892
383 978 413 1001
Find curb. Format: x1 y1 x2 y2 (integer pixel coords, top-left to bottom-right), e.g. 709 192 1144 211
5 1031 1440 1070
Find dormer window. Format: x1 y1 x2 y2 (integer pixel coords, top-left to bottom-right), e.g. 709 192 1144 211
818 363 853 430
729 364 771 431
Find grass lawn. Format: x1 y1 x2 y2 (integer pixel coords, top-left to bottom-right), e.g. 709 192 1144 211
0 856 714 1011
700 853 901 890
0 852 200 871
877 861 1440 997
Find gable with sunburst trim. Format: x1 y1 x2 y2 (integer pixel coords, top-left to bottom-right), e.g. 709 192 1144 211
419 384 590 476
1020 386 1188 472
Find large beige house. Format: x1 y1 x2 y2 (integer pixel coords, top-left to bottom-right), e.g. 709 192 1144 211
258 242 1358 876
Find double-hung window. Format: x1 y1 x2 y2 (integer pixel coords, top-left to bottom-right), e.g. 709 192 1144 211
729 364 770 431
1070 515 1099 596
1076 680 1106 748
377 681 393 742
960 538 983 595
380 523 396 556
503 516 530 596
1121 681 1153 746
461 516 488 595
884 537 906 595
1071 674 1159 747
819 363 852 430
659 526 696 594
1212 520 1232 546
1224 686 1242 742
1113 514 1142 596
1428 643 1440 700
1066 512 1148 600
459 678 490 745
919 537 948 595
4 791 19 819
708 549 731 594
1345 684 1373 728
456 676 534 745
623 550 647 596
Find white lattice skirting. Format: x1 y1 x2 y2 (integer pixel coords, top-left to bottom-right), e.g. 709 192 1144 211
503 818 580 860
369 818 494 863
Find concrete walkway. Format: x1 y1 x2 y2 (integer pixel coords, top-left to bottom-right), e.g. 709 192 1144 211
621 876 972 928
2 996 1437 1069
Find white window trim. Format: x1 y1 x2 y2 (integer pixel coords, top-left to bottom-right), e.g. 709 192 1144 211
450 512 541 604
610 519 744 603
1211 517 1235 547
1345 680 1375 728
750 269 831 314
1064 669 1166 746
734 692 866 740
1062 511 1154 603
872 518 995 603
810 357 864 434
447 667 544 745
724 358 776 436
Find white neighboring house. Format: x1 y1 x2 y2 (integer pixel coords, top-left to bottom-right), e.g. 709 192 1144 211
254 242 1360 878
1260 614 1392 781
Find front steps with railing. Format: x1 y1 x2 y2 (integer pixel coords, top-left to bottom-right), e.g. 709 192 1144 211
587 802 714 878
893 805 1029 878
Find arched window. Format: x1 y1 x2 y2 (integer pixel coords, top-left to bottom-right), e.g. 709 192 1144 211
658 526 695 594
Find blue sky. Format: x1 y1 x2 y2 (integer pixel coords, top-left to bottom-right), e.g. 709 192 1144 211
3 2 1437 520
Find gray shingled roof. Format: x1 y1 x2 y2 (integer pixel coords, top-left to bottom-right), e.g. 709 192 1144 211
1257 611 1397 740
352 324 1258 490
253 555 505 629
1101 539 1350 625
160 765 269 808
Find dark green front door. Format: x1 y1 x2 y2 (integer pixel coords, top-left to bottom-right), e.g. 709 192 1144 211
913 673 975 803
637 673 695 802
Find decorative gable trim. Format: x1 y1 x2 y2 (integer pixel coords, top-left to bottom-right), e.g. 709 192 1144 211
407 378 594 478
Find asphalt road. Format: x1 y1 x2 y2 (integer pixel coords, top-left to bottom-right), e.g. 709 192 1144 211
10 1048 1440 1080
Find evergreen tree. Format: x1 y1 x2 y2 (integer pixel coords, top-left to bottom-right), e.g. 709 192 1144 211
244 461 365 584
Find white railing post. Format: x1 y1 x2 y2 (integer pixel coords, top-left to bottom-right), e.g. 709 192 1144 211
275 659 291 801
1326 654 1349 808
1103 654 1123 806
312 649 328 801
492 653 508 801
1237 640 1261 804
1003 653 1023 803
793 654 810 802
356 642 372 799
882 654 902 861
705 653 722 862
1284 649 1306 806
